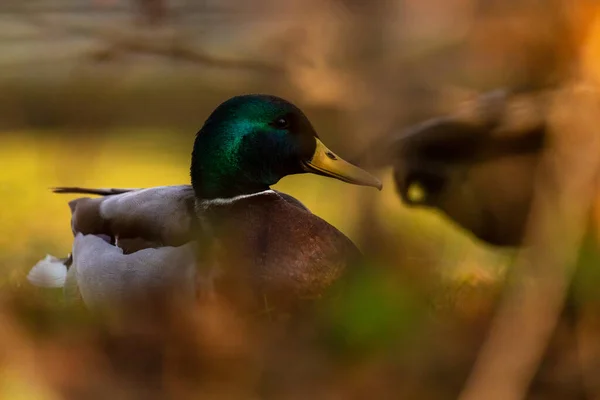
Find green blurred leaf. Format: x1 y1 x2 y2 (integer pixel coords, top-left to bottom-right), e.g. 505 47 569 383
320 267 423 357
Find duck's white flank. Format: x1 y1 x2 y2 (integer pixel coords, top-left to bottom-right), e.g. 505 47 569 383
201 189 276 206
27 255 67 288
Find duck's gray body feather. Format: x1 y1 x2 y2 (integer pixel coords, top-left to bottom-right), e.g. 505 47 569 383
67 234 197 312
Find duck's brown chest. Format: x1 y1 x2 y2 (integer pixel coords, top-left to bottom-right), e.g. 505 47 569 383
197 193 359 311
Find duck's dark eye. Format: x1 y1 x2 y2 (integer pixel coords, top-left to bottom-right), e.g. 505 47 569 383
273 117 289 129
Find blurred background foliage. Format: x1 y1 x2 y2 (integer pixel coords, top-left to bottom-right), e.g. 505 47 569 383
0 0 597 399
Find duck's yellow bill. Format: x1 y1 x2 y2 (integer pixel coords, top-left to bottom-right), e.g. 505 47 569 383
302 138 383 190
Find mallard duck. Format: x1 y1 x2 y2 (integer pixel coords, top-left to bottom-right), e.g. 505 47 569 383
363 88 547 246
28 94 382 315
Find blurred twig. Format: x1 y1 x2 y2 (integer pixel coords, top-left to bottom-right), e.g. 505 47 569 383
11 7 283 73
87 33 283 73
458 4 600 397
458 80 600 400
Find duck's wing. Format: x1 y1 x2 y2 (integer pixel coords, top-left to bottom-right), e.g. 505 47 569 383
54 185 198 252
68 234 198 312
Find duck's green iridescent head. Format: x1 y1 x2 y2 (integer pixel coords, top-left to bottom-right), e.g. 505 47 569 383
191 94 382 199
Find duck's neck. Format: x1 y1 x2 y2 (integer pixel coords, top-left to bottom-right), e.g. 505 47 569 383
190 144 271 200
192 177 270 200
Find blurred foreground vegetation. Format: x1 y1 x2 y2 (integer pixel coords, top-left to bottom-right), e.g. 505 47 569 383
0 125 512 399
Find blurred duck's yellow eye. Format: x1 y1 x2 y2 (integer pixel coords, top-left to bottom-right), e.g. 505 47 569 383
407 181 427 203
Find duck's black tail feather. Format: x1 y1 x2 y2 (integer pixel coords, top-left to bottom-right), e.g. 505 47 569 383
51 187 138 196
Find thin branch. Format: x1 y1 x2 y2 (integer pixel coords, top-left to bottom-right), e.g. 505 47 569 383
458 81 600 400
9 10 283 73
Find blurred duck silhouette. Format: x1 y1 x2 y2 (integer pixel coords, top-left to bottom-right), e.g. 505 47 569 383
364 88 549 246
27 94 382 319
